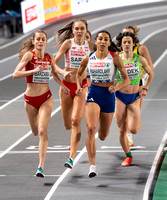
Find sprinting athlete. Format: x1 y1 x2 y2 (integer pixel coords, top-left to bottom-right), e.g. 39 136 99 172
54 19 94 169
13 30 69 178
76 30 130 177
122 25 154 146
115 32 154 166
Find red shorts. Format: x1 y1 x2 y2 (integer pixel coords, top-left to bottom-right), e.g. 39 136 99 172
62 78 88 98
24 90 52 110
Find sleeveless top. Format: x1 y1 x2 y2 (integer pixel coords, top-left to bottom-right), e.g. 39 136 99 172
25 51 52 84
64 38 90 69
117 53 142 85
87 51 116 83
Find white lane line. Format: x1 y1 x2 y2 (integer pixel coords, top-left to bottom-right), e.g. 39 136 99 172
0 73 13 81
0 175 61 177
143 129 167 200
0 106 61 159
3 150 157 154
0 93 24 111
141 27 167 44
153 49 167 69
0 5 167 65
1 48 166 112
44 47 167 200
1 17 166 81
0 5 166 51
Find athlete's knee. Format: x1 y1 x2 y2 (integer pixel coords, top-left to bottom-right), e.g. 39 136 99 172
64 123 71 130
87 125 96 136
71 117 81 127
32 131 38 136
98 134 106 141
31 128 38 136
130 127 140 134
38 127 47 139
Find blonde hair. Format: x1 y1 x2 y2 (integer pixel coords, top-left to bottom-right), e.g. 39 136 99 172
18 30 47 60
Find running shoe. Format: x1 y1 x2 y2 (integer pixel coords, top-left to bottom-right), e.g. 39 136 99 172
64 157 73 169
127 134 134 147
128 137 134 147
88 165 98 178
36 167 45 178
121 157 133 167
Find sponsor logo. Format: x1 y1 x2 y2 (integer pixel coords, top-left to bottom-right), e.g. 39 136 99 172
90 62 105 67
124 63 133 68
71 51 85 56
25 5 38 24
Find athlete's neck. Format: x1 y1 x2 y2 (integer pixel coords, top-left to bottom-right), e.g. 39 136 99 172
34 49 45 59
122 51 134 61
96 50 108 60
74 38 85 46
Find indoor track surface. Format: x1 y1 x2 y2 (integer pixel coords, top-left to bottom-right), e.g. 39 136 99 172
0 1 167 200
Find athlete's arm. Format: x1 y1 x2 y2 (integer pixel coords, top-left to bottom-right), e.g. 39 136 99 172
13 52 44 79
139 56 154 94
113 53 130 91
139 45 154 70
54 39 72 78
51 54 70 94
76 55 89 95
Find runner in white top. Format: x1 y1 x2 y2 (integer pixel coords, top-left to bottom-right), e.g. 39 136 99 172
76 30 130 177
54 19 94 169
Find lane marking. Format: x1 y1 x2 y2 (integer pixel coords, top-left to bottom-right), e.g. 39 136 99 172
1 18 167 82
143 129 167 200
0 124 29 126
101 145 146 149
0 93 24 111
0 5 166 65
0 174 61 177
0 106 61 159
2 150 157 154
0 5 166 51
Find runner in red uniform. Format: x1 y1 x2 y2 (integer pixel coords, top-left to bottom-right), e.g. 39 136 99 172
13 30 69 178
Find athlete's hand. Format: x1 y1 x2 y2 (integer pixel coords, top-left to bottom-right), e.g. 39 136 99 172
108 85 117 93
62 85 70 95
63 71 72 80
75 88 82 96
139 87 148 97
34 65 45 73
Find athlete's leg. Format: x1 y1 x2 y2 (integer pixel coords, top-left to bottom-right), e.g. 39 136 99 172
98 112 114 141
25 103 39 136
85 102 100 166
69 88 87 160
115 98 130 154
127 99 141 134
60 87 73 130
37 97 53 169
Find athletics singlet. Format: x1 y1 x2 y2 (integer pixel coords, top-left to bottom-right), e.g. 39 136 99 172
65 38 90 69
87 51 116 83
117 53 142 85
25 51 52 84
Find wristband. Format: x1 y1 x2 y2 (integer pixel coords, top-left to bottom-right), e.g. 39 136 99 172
142 87 148 92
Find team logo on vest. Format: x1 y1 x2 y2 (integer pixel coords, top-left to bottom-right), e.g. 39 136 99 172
133 61 138 67
105 62 110 67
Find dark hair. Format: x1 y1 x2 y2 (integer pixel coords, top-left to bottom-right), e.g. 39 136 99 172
95 30 119 52
55 19 88 48
18 30 47 60
116 32 139 48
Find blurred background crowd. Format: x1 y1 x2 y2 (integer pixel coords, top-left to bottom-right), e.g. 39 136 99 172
0 0 22 38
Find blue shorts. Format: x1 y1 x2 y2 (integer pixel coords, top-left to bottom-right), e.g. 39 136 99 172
86 84 115 113
116 90 140 106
